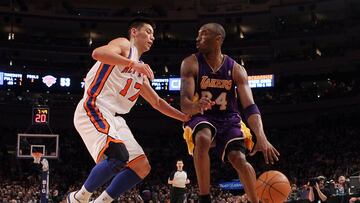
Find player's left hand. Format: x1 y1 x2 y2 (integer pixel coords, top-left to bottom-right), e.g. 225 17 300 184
249 137 280 165
132 62 154 81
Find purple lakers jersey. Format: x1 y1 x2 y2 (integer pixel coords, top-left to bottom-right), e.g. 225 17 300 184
195 53 238 114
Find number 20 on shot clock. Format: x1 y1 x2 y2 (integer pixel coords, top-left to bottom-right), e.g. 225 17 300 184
32 107 50 125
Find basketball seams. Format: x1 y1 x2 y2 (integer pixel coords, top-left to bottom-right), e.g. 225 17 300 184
256 171 290 203
269 181 275 203
269 182 290 197
265 173 281 203
260 171 269 200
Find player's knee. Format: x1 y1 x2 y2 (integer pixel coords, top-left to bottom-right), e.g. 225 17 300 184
227 151 247 167
128 156 151 179
105 142 129 172
194 130 212 150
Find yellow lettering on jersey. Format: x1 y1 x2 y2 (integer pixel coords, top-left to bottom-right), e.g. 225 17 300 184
200 76 232 90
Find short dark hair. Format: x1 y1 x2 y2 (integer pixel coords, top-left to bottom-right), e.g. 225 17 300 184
202 23 226 40
128 18 156 38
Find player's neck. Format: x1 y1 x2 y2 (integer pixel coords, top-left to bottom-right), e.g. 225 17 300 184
203 50 224 72
130 40 143 59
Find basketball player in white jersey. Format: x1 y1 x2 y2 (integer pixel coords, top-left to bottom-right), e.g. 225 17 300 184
67 19 190 203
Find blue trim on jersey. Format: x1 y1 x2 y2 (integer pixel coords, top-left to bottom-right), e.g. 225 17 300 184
84 63 114 133
89 64 111 96
128 47 132 59
86 98 106 129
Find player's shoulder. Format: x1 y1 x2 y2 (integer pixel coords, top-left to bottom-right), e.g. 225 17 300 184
108 37 131 48
182 54 197 64
232 61 246 72
181 54 198 73
232 62 248 82
225 54 237 62
108 37 130 45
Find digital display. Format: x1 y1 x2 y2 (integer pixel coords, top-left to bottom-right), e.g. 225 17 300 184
26 74 39 82
169 78 181 91
0 70 274 94
219 180 243 190
0 71 78 93
248 74 274 88
151 78 169 91
2 72 23 86
32 107 50 125
60 77 71 87
42 75 57 87
0 72 3 85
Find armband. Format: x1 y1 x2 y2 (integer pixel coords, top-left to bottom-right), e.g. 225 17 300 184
243 104 261 121
127 60 134 69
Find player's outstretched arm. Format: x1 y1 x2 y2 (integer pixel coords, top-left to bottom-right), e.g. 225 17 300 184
92 38 154 80
233 63 280 164
92 38 132 66
140 77 190 122
180 55 213 115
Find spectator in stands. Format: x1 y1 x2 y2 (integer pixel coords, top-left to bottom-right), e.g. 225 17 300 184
335 175 349 196
308 176 331 203
288 184 300 201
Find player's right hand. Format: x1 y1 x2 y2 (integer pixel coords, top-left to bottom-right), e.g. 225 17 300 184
197 97 215 114
132 63 154 81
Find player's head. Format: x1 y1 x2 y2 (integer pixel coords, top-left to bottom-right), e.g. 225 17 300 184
176 159 184 170
196 23 225 54
128 18 156 53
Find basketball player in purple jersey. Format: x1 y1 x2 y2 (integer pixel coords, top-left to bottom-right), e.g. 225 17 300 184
180 23 280 203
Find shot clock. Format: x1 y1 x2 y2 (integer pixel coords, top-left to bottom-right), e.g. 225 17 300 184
32 107 50 125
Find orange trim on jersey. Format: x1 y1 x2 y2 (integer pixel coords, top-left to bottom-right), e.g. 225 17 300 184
83 63 114 134
96 136 124 163
128 82 142 101
126 154 146 169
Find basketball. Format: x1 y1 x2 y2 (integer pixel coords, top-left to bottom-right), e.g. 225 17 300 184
256 170 291 203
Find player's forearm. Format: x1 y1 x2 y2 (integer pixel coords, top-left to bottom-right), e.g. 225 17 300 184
155 99 187 121
180 98 200 115
92 47 132 66
247 114 267 140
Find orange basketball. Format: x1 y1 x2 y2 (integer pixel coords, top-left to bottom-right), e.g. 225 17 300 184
256 170 291 203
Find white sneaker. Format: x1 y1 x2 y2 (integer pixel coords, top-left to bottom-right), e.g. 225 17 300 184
66 191 88 203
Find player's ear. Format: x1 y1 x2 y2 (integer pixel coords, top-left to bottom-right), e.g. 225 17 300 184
215 35 223 44
130 27 137 37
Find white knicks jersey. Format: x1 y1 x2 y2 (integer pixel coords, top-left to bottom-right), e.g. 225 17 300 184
82 46 144 117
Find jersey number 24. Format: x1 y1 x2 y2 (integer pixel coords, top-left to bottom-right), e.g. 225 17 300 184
201 91 227 110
